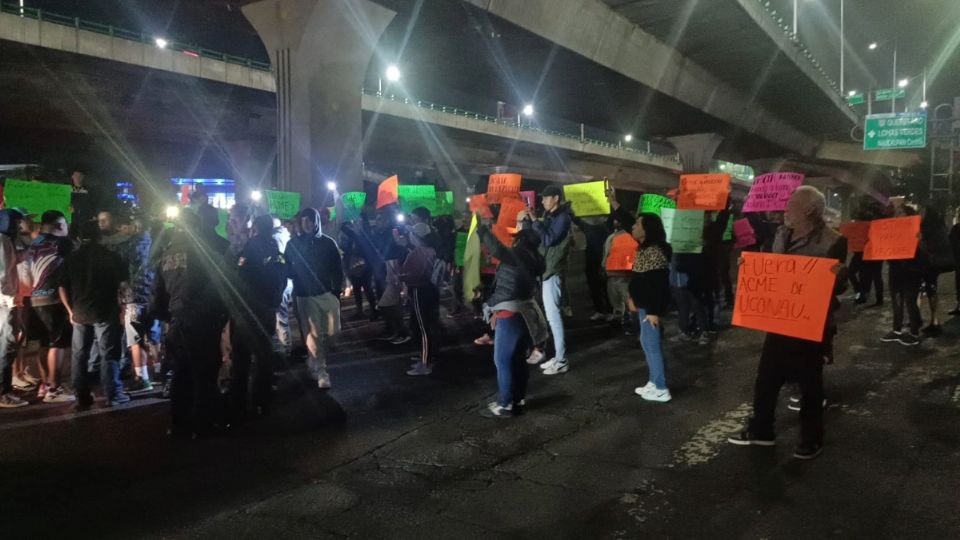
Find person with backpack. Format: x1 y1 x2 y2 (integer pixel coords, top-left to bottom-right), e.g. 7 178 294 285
228 214 287 420
399 222 441 376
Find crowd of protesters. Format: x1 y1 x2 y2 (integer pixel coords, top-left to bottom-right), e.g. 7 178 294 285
0 171 958 459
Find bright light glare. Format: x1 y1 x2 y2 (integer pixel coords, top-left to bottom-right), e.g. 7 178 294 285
326 181 337 191
250 190 263 202
898 78 909 88
848 90 858 96
385 65 401 82
155 37 168 49
920 101 929 109
624 134 633 142
868 42 878 50
522 104 534 117
396 214 405 223
165 206 180 220
465 197 471 204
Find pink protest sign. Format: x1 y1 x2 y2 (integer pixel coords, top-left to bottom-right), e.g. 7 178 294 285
733 218 756 249
742 172 805 213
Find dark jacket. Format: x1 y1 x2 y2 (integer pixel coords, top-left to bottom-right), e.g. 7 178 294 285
522 202 572 280
285 208 344 298
572 215 610 266
628 244 672 316
478 224 545 307
60 241 128 325
236 234 287 314
120 231 154 305
151 230 228 324
772 223 848 327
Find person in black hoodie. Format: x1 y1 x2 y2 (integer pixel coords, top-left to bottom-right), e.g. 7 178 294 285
228 215 287 420
476 221 548 418
627 213 673 403
151 211 230 436
284 208 343 389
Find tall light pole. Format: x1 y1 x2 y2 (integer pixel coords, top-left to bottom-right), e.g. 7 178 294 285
793 0 845 93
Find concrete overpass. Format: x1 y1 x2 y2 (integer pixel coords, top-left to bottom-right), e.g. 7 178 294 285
0 1 920 207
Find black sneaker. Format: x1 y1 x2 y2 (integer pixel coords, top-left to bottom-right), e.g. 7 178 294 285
921 324 941 337
880 331 902 342
787 398 829 412
898 333 920 346
793 443 824 460
948 307 960 316
107 393 131 407
727 431 775 446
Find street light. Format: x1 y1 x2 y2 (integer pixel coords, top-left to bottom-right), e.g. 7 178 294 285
898 78 909 88
522 104 534 117
154 37 168 49
250 190 262 202
326 181 337 191
624 134 633 143
868 42 878 50
920 101 929 109
848 90 858 97
385 65 401 82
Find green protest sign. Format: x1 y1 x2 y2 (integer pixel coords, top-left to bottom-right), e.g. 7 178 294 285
341 191 366 220
722 214 733 241
215 208 229 239
265 190 301 219
661 207 704 254
435 191 454 216
398 184 437 214
3 179 73 222
454 232 468 266
638 194 676 216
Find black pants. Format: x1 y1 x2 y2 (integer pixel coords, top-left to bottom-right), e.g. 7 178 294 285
409 285 441 364
858 260 884 303
166 317 224 434
351 267 377 314
584 259 611 314
229 308 275 417
748 333 825 446
890 271 921 334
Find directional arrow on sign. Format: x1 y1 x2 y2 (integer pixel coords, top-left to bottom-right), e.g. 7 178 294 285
867 130 876 138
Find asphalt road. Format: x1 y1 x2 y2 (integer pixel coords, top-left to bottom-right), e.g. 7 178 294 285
2 266 959 539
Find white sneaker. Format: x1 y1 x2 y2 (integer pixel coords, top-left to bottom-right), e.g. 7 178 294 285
542 359 568 375
36 383 49 399
639 386 672 403
633 382 656 396
43 387 76 403
526 349 545 365
317 375 332 389
589 312 605 321
604 313 618 322
406 363 433 376
539 357 558 370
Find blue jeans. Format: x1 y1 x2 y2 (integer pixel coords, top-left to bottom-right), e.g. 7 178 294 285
493 313 530 407
637 309 667 390
0 306 16 394
71 321 124 400
542 275 566 360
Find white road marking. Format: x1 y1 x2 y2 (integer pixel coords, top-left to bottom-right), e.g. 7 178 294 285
672 403 752 467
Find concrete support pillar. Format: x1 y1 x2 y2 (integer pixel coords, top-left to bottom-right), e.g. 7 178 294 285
667 133 724 173
243 0 395 207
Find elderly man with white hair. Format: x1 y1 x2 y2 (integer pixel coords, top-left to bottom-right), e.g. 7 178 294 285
729 186 848 460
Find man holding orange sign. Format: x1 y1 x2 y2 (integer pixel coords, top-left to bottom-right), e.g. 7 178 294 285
728 187 847 460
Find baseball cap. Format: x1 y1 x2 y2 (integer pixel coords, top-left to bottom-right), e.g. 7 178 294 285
542 185 563 199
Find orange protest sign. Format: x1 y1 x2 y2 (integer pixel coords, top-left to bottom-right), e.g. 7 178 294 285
605 233 639 271
468 194 493 219
863 215 921 261
497 197 527 230
376 175 399 209
839 221 870 253
732 252 837 342
677 174 730 211
487 173 522 204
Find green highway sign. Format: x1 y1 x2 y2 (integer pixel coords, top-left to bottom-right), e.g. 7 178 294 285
863 112 927 151
873 87 906 102
846 93 864 105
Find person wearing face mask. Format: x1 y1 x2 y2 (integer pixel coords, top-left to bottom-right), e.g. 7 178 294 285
729 186 847 460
